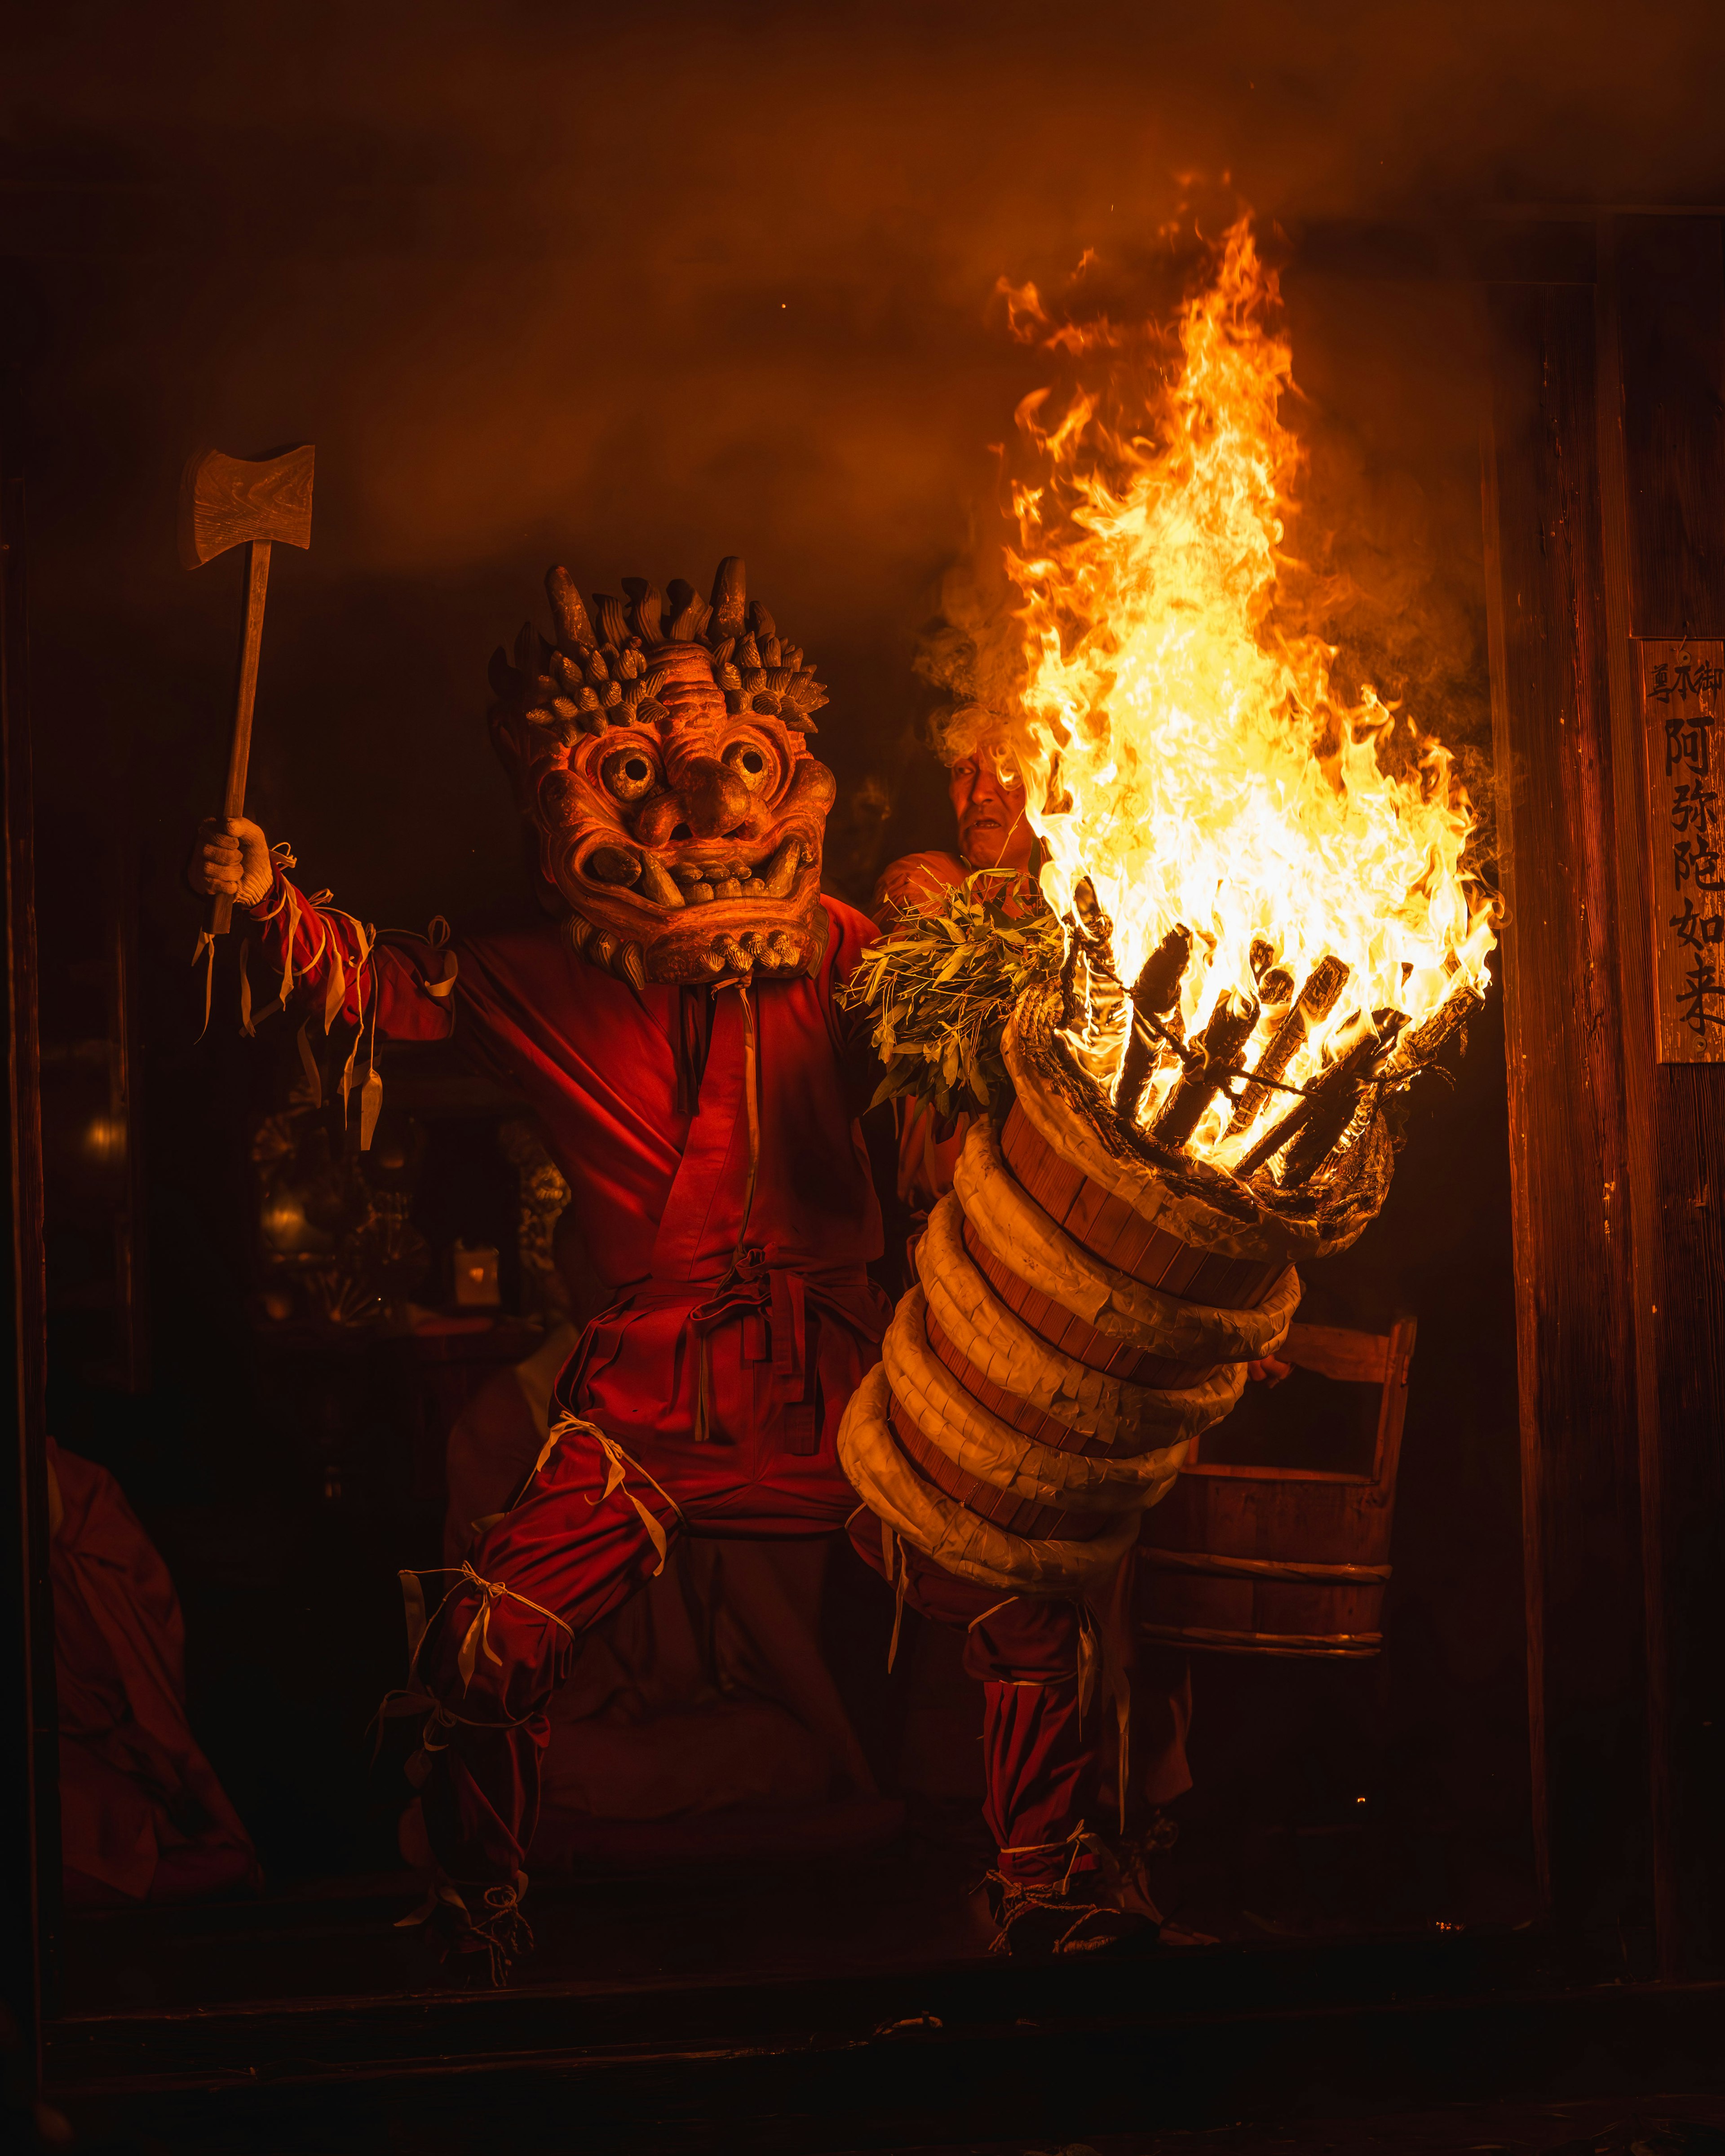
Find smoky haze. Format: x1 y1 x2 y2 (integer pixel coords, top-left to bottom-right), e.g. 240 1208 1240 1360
11 0 1709 1878
6 0 1725 926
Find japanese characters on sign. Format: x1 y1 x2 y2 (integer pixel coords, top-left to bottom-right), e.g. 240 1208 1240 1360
1641 640 1725 1063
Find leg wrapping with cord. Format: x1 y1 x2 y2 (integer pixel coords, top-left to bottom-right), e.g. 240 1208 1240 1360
383 1415 684 1956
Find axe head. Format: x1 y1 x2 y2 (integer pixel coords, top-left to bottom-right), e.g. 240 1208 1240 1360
179 444 315 570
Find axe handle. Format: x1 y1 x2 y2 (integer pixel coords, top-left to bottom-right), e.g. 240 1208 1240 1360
207 538 273 937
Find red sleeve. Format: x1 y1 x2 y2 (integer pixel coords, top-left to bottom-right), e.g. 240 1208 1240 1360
820 895 884 1113
242 864 456 1043
870 850 964 931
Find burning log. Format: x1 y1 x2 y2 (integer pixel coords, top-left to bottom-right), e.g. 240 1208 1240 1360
1280 1012 1409 1186
1114 923 1193 1122
1150 986 1261 1149
1225 954 1350 1137
1235 1007 1409 1184
1257 982 1481 1189
1378 979 1483 1082
1070 875 1118 974
1060 876 1128 1091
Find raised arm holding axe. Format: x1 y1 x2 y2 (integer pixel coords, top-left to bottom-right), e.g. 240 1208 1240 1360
182 444 314 940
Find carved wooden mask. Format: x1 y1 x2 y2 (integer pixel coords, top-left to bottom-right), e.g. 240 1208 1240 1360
489 559 836 986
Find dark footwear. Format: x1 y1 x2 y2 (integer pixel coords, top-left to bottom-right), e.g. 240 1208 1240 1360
398 1872 533 1988
983 1872 1153 1956
981 1818 1173 1955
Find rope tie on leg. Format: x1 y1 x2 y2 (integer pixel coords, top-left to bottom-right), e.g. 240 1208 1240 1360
395 1869 535 1986
376 1564 566 1788
396 1559 575 1695
985 1819 1164 1955
531 1412 686 1578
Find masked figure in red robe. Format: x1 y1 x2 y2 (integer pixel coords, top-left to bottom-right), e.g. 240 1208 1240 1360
193 561 1132 1974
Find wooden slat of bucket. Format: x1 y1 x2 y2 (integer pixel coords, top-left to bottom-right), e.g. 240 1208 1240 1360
925 1308 1124 1461
1153 1450 1398 1569
1138 1621 1382 1659
886 1391 1108 1542
961 1216 1213 1389
1137 1561 1387 1648
1001 1102 1285 1311
1135 1444 1395 1657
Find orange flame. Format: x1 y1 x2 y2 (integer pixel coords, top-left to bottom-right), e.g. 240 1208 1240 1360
1007 220 1496 1168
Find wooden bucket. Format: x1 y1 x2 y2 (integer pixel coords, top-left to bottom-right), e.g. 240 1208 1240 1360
1137 1317 1416 1657
857 988 1394 1586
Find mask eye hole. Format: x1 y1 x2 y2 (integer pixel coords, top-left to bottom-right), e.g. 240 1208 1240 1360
602 747 660 803
723 739 775 791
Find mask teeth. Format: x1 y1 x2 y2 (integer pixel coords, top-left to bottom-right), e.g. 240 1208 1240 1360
636 855 685 909
756 835 803 898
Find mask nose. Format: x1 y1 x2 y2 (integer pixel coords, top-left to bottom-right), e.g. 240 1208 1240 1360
664 754 752 840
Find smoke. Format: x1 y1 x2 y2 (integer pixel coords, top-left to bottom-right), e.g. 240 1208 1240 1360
6 0 1724 922
13 0 1660 1844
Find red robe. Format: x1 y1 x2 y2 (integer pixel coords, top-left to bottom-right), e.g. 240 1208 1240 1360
248 872 889 1528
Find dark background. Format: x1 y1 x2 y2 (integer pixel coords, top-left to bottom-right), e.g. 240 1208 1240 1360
11 0 1722 1913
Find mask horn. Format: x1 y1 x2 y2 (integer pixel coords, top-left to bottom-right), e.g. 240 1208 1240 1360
710 557 747 640
546 566 596 652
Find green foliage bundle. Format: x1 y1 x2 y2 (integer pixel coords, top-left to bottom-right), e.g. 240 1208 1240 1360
840 871 1063 1119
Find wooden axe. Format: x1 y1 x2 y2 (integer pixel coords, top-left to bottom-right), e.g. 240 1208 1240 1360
179 444 314 935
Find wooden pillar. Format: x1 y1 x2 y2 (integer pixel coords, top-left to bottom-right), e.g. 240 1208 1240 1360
1597 214 1725 1978
0 283 55 2086
1482 276 1653 1966
1485 220 1725 1978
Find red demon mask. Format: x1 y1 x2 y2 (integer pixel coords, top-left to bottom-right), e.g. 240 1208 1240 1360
488 559 836 986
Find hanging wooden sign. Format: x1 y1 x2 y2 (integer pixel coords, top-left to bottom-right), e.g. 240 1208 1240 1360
1639 638 1725 1062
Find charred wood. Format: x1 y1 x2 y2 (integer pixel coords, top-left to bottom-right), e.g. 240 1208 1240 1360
1280 1014 1408 1188
1226 953 1350 1136
1114 924 1193 1122
1070 876 1118 976
1241 1008 1410 1186
1151 987 1261 1149
1379 980 1484 1084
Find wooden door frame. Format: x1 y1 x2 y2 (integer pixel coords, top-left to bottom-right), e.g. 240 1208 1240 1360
1480 211 1725 1979
1 257 58 2104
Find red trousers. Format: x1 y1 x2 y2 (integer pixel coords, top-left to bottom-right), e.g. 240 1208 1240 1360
844 1510 1101 1885
412 1421 1101 1889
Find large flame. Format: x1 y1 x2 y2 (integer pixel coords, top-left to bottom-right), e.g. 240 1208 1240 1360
1006 220 1496 1171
